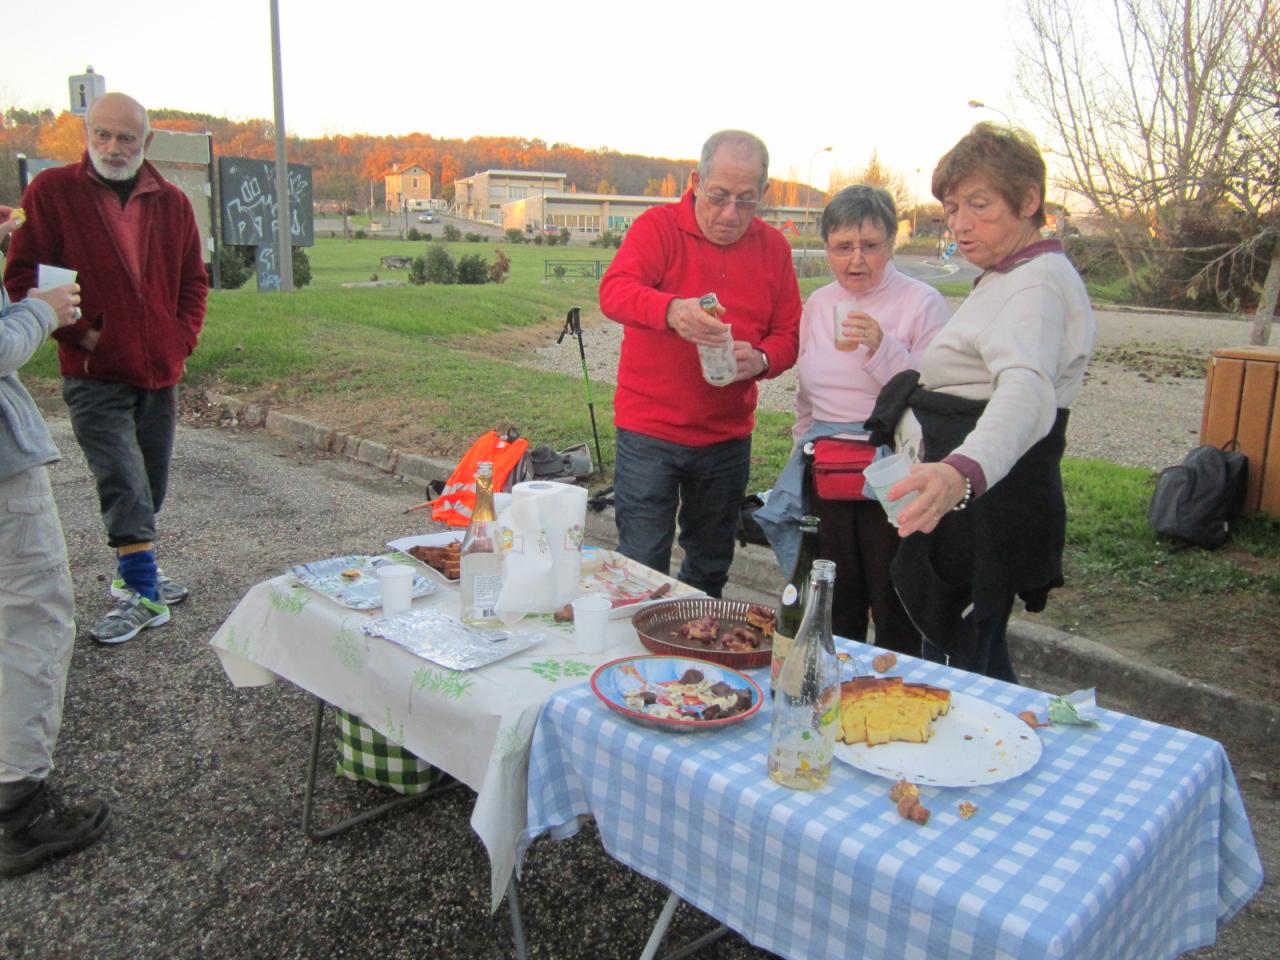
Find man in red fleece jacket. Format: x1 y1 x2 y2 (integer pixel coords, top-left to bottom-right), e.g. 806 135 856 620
599 130 801 596
4 92 208 645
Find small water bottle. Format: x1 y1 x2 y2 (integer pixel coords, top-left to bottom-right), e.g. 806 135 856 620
696 292 737 387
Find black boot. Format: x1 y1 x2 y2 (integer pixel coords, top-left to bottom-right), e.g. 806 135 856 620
0 781 111 878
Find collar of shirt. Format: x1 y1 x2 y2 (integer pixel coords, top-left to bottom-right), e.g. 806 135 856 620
975 237 1064 286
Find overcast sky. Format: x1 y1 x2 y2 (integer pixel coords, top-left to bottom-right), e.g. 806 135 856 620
4 0 1038 191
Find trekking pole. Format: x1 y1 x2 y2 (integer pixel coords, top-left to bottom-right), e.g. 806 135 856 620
558 307 606 475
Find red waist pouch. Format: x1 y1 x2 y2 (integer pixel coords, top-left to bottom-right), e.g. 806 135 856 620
812 437 877 501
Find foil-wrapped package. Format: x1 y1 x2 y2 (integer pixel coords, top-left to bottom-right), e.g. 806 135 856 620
363 608 542 670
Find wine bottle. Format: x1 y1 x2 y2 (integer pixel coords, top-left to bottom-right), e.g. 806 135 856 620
769 514 820 695
460 461 502 625
768 559 838 789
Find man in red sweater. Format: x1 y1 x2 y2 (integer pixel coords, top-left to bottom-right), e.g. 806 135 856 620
599 130 801 596
4 92 208 644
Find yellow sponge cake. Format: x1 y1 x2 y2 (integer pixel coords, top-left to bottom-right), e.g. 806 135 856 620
838 678 951 746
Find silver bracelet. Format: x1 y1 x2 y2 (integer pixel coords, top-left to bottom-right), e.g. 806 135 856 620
951 477 973 512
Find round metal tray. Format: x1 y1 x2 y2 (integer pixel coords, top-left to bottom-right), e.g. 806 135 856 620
631 597 773 670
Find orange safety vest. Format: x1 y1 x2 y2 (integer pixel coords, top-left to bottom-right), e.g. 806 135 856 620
432 431 530 527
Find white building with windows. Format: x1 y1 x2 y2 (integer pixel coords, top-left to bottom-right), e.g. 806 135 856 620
453 169 567 223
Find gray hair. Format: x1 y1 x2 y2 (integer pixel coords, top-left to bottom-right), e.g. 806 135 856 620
821 184 898 243
697 130 769 194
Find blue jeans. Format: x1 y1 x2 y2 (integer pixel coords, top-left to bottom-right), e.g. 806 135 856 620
612 429 751 598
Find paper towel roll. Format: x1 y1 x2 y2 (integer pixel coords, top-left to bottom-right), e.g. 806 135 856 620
495 480 587 615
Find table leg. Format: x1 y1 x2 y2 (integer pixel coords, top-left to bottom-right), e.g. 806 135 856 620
301 696 460 841
638 890 730 960
506 875 528 960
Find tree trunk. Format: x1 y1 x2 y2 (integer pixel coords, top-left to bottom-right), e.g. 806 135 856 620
1251 242 1280 346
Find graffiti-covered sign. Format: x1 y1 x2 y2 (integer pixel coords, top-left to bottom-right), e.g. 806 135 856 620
218 157 314 247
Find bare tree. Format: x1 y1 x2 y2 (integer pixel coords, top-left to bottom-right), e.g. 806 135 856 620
828 150 914 218
1018 0 1278 340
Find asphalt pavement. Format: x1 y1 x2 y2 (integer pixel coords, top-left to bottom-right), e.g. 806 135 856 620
0 411 1273 959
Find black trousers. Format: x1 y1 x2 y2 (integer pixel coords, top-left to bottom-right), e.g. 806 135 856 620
809 495 921 656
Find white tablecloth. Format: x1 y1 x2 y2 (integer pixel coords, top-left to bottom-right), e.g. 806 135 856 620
520 641 1264 960
209 570 646 911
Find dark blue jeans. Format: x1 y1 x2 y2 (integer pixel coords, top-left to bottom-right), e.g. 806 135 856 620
62 378 177 549
612 428 751 598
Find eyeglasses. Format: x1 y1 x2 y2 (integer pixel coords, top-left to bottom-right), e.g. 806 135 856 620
826 240 888 259
697 187 761 212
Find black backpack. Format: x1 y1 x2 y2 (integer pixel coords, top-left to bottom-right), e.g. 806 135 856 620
1148 444 1248 549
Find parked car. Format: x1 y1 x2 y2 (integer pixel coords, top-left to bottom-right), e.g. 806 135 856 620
418 213 436 223
543 224 560 235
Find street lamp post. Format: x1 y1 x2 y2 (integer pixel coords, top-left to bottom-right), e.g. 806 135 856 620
913 167 922 237
805 146 832 251
967 99 1013 124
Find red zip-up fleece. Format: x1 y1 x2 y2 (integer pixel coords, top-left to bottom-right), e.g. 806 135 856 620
4 154 208 390
599 190 801 446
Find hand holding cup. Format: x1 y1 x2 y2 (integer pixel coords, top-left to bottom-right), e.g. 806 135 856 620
27 283 82 329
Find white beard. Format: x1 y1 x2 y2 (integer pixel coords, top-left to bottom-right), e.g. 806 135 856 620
90 149 145 182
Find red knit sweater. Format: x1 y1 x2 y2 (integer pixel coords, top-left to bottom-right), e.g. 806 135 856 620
4 155 207 390
599 191 801 446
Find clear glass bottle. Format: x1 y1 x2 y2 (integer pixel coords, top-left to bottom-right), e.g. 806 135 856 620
460 461 502 625
696 292 737 387
768 558 838 790
769 512 821 695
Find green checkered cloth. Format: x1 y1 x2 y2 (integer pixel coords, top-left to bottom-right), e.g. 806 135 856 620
334 709 440 794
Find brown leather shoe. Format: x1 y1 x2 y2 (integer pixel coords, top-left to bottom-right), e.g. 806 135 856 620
0 781 111 878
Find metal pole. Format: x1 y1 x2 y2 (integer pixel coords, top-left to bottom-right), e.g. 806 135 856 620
269 0 294 292
207 134 222 290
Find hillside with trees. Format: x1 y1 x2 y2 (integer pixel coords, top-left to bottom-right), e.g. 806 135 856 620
0 108 822 213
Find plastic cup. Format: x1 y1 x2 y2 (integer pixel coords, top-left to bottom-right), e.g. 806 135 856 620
834 298 860 351
570 593 612 654
698 333 737 387
375 563 415 616
37 264 78 291
862 454 918 527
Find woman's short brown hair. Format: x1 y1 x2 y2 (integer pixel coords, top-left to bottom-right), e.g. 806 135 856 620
931 122 1047 228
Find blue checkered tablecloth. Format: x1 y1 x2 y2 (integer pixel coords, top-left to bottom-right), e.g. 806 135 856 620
520 642 1263 960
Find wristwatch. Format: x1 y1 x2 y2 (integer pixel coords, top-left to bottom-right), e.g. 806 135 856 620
756 349 770 375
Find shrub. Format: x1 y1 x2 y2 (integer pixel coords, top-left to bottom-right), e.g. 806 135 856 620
422 232 433 241
598 229 623 249
552 265 568 279
442 224 462 242
354 229 367 239
489 249 511 284
424 245 456 284
217 245 251 290
291 247 312 288
533 234 544 246
456 253 489 284
504 228 526 244
407 227 421 241
465 232 485 243
559 227 571 246
544 231 559 247
409 256 427 285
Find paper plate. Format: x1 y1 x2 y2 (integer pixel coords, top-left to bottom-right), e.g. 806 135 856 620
833 691 1042 787
590 655 762 733
388 532 464 583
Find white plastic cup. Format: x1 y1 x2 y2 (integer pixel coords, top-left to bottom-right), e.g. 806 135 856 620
570 593 612 654
37 264 78 291
375 563 415 616
834 298 860 351
862 454 918 527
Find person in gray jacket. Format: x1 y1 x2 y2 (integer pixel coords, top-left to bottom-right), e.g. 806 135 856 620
0 205 111 877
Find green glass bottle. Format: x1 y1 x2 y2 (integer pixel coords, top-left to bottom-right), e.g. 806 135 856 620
769 514 820 695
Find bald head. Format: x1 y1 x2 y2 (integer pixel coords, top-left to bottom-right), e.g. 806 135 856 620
85 92 152 182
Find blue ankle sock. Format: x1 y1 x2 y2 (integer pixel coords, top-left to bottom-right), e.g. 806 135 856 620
117 549 159 602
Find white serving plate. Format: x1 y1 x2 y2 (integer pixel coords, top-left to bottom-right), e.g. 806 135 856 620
579 548 705 620
833 691 1043 787
387 532 464 582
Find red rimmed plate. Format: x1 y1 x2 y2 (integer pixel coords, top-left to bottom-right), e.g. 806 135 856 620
589 655 763 733
631 598 774 669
